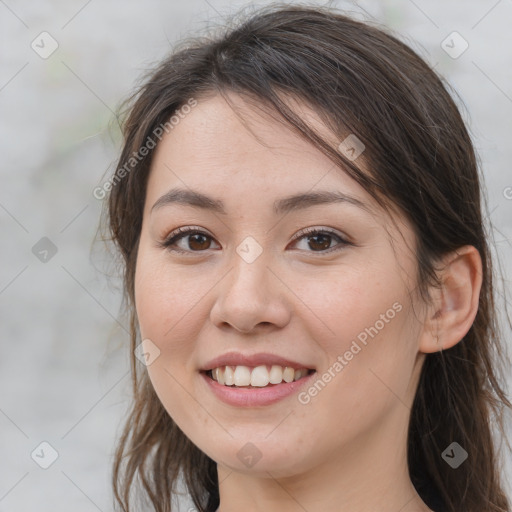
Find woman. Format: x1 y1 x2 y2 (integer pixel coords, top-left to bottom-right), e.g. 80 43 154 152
101 4 511 511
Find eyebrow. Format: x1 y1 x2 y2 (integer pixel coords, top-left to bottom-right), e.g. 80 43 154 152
150 187 372 216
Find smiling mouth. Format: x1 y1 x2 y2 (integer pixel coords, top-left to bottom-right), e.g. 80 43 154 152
202 365 316 388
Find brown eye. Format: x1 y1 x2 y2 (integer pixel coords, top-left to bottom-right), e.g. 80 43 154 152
290 228 350 254
161 226 350 255
187 233 212 251
162 227 219 253
305 233 333 251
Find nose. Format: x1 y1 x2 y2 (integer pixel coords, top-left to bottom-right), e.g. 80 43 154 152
209 251 292 334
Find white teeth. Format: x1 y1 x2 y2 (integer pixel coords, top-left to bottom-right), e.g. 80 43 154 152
269 365 283 384
282 366 295 383
224 366 234 385
234 366 251 386
250 365 270 387
209 365 311 387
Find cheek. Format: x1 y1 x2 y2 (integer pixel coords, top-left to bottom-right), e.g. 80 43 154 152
295 264 417 410
294 262 405 353
134 247 207 347
133 257 202 409
293 306 416 457
134 252 207 431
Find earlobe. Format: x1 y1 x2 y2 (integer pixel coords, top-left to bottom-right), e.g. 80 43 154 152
419 245 483 354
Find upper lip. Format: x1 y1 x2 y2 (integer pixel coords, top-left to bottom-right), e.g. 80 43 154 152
201 352 315 371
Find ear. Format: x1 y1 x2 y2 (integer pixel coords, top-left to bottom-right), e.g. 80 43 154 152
419 245 483 354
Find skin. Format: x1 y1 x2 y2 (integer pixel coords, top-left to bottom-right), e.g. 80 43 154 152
134 92 482 512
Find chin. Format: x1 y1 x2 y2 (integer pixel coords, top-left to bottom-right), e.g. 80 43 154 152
203 438 311 477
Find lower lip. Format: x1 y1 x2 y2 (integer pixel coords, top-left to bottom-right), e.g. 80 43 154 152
200 371 316 407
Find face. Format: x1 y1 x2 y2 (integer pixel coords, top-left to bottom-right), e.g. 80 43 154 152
134 92 428 479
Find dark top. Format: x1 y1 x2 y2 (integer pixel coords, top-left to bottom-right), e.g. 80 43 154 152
415 477 446 512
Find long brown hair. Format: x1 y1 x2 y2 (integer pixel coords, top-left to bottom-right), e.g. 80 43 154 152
100 4 511 511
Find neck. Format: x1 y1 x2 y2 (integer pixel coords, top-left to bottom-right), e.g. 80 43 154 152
215 407 432 512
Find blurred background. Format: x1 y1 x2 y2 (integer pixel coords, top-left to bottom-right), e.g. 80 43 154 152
1 0 511 510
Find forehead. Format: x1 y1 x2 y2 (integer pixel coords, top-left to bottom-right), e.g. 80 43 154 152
146 92 377 212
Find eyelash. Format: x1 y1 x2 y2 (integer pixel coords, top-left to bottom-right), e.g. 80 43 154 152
159 225 351 255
